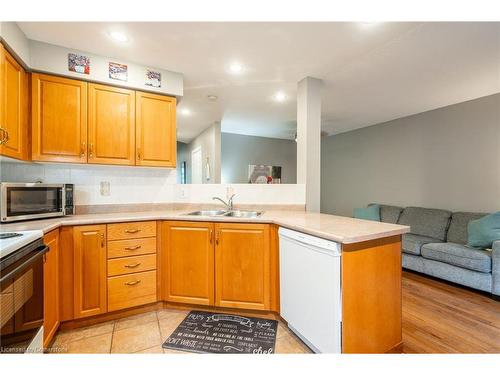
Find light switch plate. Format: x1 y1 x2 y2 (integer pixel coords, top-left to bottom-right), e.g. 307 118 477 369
100 181 110 196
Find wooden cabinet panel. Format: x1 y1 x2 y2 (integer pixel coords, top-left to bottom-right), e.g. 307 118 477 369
73 225 107 318
107 254 156 277
107 237 157 259
107 221 156 241
43 229 59 348
0 46 29 160
88 83 135 165
32 73 87 163
162 221 215 306
135 91 176 167
108 270 157 312
59 227 74 322
214 223 270 311
341 236 402 353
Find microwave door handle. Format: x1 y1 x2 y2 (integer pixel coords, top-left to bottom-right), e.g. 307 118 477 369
0 246 48 285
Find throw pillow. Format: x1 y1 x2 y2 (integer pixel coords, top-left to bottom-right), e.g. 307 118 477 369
467 211 500 249
353 204 381 222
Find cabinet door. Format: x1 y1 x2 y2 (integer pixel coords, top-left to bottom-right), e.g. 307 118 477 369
88 83 135 165
32 73 87 163
215 223 270 310
73 225 107 318
162 221 215 305
135 91 176 167
43 229 59 348
0 46 28 160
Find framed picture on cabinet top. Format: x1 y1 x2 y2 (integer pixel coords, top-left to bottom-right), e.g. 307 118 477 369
68 53 90 74
109 62 128 81
145 69 161 87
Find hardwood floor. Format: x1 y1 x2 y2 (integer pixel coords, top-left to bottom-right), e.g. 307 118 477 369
402 271 500 353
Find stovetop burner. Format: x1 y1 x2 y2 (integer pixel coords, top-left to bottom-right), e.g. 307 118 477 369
0 232 23 240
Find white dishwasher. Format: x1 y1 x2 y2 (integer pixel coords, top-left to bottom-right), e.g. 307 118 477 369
279 227 342 353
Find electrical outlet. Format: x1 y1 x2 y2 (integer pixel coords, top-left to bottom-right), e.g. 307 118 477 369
100 181 110 196
180 187 188 199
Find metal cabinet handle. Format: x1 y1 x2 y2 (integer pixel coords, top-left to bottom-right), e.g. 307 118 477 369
100 233 105 247
215 230 220 245
210 229 213 244
81 142 86 157
124 263 141 268
124 245 142 251
89 143 94 158
137 148 141 160
124 280 141 286
0 128 9 145
125 229 140 234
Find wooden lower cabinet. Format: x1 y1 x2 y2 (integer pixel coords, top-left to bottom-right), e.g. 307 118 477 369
108 271 157 312
73 225 107 319
43 229 59 348
162 221 215 306
215 223 271 311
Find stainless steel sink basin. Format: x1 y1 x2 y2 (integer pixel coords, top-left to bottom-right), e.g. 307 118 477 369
185 210 263 218
224 210 262 218
186 210 228 217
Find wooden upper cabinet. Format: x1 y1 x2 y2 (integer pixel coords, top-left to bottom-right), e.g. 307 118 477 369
88 84 135 165
43 229 60 348
73 225 107 319
32 73 87 163
162 221 215 306
214 223 271 311
0 45 29 160
135 91 176 167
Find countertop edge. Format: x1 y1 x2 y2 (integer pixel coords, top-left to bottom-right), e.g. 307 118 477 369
1 212 410 244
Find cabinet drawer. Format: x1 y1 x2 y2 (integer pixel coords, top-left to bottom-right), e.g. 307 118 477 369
107 271 157 312
107 254 157 277
107 221 156 240
107 237 157 259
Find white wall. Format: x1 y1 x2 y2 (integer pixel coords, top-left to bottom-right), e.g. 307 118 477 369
0 22 30 66
29 40 183 97
321 93 500 216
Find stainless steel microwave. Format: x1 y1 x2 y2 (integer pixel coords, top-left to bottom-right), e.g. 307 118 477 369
0 183 74 223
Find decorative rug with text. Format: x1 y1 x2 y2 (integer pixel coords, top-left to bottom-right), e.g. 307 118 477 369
162 310 277 354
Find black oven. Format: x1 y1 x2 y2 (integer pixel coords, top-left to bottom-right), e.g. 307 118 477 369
0 183 74 223
0 238 48 353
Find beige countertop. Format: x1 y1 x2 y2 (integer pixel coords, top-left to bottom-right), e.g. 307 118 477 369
0 209 409 244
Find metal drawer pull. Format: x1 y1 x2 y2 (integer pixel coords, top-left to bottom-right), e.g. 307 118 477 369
125 229 140 234
124 245 141 251
124 263 141 268
124 280 141 286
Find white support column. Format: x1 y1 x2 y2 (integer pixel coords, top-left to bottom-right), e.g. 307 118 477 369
297 77 322 212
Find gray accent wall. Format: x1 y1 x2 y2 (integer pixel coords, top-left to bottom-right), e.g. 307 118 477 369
321 93 500 217
221 133 297 184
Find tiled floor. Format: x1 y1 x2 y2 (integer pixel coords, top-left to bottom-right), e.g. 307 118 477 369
50 308 312 354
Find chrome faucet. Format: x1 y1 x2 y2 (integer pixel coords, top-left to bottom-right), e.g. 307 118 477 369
212 194 235 211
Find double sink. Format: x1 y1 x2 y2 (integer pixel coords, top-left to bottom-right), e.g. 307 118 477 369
186 209 263 218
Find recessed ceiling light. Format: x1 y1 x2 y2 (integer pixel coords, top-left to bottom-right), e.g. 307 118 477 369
273 91 286 102
110 31 128 42
228 62 243 74
207 95 218 101
180 108 191 116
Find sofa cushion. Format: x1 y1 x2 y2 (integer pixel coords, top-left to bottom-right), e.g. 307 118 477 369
402 234 442 255
398 207 452 241
467 212 500 249
421 242 492 273
370 204 404 224
447 212 487 244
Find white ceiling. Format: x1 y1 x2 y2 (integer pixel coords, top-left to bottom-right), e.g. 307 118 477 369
18 22 500 142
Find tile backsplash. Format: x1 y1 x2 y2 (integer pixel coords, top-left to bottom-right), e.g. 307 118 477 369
0 161 306 206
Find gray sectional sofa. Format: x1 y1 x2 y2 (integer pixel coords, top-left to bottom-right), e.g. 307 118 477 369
372 204 500 297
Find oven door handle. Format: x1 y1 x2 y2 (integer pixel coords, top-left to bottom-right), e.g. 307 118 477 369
0 245 49 284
